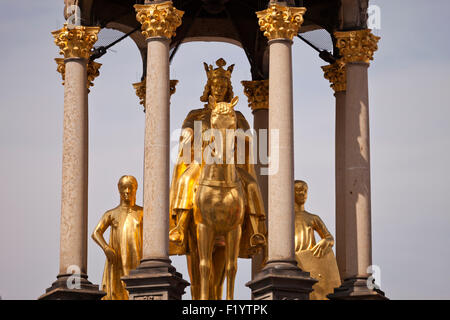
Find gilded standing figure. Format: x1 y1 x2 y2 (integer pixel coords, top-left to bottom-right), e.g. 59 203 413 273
92 176 143 300
294 180 341 300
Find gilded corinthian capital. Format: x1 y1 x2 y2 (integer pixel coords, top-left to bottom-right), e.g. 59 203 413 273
132 80 146 108
55 58 66 85
322 62 346 93
241 80 269 112
134 1 184 40
133 79 178 111
51 24 100 59
87 61 102 91
256 4 306 41
55 58 101 92
334 29 380 64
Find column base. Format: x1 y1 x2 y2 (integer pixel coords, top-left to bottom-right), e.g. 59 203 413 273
38 273 105 300
121 257 190 300
246 260 317 300
327 276 388 300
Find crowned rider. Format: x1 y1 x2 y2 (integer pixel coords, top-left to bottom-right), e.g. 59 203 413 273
168 58 266 299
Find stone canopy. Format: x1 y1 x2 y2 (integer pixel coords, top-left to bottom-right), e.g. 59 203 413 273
63 0 368 80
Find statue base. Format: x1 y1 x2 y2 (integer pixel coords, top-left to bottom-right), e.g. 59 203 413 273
38 273 105 300
246 260 317 300
122 258 189 300
327 276 388 300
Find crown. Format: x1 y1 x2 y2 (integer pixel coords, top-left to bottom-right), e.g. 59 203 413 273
203 58 234 81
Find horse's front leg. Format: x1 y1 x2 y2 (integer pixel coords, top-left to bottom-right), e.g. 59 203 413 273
225 227 242 300
211 245 226 299
197 223 215 300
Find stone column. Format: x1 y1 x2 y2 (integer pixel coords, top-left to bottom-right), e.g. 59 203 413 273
322 62 347 280
122 1 189 300
241 79 269 278
40 24 104 300
327 29 386 300
246 3 316 300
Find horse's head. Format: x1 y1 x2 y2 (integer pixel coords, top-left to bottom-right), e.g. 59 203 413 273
209 95 239 130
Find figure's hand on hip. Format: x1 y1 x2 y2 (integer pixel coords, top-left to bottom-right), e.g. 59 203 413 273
104 246 117 263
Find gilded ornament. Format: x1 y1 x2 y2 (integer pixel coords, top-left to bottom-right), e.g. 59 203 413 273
334 29 380 64
241 80 269 112
55 58 101 91
256 4 306 41
322 61 346 93
134 1 184 40
132 79 179 111
51 24 100 59
87 61 102 91
132 80 146 108
55 58 66 85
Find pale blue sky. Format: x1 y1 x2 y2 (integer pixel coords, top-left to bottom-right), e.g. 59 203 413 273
1 0 449 299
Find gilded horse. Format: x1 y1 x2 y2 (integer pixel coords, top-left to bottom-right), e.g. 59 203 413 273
194 95 245 300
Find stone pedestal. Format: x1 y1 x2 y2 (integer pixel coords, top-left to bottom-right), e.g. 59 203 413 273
39 274 104 300
246 261 316 300
122 258 189 300
328 276 387 300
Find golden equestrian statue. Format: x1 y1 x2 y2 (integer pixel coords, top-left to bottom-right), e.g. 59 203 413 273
294 180 341 300
169 59 267 300
92 176 143 300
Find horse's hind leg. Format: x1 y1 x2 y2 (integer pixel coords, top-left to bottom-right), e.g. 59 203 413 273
225 227 242 300
197 223 215 300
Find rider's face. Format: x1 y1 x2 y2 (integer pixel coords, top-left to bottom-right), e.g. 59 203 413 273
210 78 228 102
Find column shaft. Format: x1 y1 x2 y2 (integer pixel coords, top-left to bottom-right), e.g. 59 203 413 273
253 108 269 213
334 90 347 279
253 109 269 213
59 58 89 275
251 108 268 278
268 39 295 262
143 38 171 259
344 62 372 277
